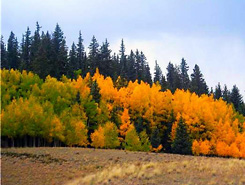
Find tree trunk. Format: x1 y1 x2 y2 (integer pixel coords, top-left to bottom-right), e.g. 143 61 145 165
24 135 27 147
12 138 14 147
38 137 41 147
33 137 36 147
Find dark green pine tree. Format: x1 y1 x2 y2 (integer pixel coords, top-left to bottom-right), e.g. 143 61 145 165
239 103 245 116
150 127 162 148
58 39 68 77
230 85 243 111
171 117 192 155
161 110 175 152
51 24 68 78
20 27 32 70
180 58 190 90
7 31 20 69
88 35 100 75
166 62 181 93
144 63 152 85
139 51 146 82
99 39 112 77
90 80 101 104
126 50 136 81
154 60 162 83
222 84 230 103
135 49 141 82
138 51 151 84
1 36 8 69
119 39 127 79
160 75 168 92
68 42 78 78
210 87 214 95
32 31 53 79
30 22 41 71
214 82 222 100
77 31 85 76
190 64 209 96
166 62 174 91
111 52 120 81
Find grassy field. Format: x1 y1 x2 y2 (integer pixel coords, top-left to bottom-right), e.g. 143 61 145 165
1 147 245 185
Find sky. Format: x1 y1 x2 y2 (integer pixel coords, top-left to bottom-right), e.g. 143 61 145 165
1 0 245 99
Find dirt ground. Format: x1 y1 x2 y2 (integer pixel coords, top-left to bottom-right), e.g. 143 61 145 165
1 147 245 185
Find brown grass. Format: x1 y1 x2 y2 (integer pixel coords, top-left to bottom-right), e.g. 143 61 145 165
2 147 245 185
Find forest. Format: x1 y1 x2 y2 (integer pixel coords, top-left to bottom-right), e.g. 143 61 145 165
1 23 245 158
1 68 245 158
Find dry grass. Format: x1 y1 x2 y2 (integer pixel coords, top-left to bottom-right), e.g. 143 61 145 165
67 162 161 185
2 147 245 185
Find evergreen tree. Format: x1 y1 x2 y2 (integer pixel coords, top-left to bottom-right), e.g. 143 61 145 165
127 50 136 81
230 85 243 111
20 27 32 70
180 58 190 90
135 49 141 81
139 51 146 82
51 24 68 78
144 63 152 85
162 111 175 152
90 80 101 104
68 42 78 78
32 31 53 79
99 39 112 77
119 39 127 79
210 87 214 95
160 75 168 91
214 82 222 100
150 128 161 148
190 64 209 96
77 31 85 75
239 103 245 116
7 31 20 69
30 22 41 71
171 117 192 155
135 51 152 84
58 39 68 77
111 52 120 81
166 62 181 92
88 35 99 74
222 84 230 103
1 36 8 69
154 60 162 83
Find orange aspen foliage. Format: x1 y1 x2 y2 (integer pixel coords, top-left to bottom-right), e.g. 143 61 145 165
216 141 230 157
150 144 163 153
49 116 65 142
192 140 201 156
229 143 240 158
199 140 211 155
91 126 105 148
119 108 131 137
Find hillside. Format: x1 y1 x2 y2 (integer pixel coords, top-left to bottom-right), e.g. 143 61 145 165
2 147 245 185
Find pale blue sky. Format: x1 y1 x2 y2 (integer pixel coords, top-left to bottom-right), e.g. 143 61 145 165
1 0 245 98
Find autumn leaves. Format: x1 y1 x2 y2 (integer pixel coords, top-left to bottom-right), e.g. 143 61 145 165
1 69 245 158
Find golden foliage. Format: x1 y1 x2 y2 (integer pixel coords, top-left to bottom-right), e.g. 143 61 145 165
1 69 245 158
91 126 105 148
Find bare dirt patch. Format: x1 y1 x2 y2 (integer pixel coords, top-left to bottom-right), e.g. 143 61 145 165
2 147 245 185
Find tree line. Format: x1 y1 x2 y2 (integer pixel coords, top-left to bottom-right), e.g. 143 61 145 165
1 22 244 115
1 69 245 158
